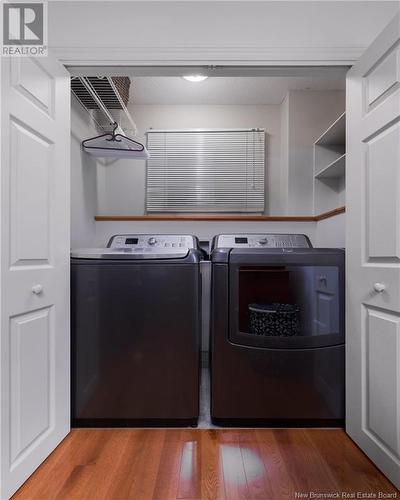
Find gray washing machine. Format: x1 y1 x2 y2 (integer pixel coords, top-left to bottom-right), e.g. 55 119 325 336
210 234 345 426
71 234 202 427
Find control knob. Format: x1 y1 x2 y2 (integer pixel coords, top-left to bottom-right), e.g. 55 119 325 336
148 237 157 246
259 238 268 246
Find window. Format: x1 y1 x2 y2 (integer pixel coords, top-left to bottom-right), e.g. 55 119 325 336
145 129 265 213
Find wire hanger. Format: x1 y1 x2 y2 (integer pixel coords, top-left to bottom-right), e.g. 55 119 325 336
82 122 150 159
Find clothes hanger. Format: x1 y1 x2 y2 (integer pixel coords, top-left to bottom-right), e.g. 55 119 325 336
82 122 150 159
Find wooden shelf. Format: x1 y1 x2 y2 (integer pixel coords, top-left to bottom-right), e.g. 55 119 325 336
95 207 345 222
95 214 315 222
316 206 345 221
315 154 346 180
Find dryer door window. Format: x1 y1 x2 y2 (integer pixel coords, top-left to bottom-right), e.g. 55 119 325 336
228 252 345 349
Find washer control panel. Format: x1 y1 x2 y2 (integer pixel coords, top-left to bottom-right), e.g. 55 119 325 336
215 234 311 249
108 234 196 252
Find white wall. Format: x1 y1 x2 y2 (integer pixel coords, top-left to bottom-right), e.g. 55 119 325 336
49 2 399 62
70 96 99 248
281 90 345 214
94 217 348 249
316 213 346 248
98 104 282 215
98 89 348 220
98 92 346 219
70 89 350 252
280 95 289 213
94 220 317 246
91 98 320 247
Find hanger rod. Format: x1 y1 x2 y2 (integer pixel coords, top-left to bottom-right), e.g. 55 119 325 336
107 77 138 136
79 77 115 123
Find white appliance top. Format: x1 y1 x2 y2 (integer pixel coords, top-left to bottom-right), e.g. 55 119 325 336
71 234 196 259
214 234 311 249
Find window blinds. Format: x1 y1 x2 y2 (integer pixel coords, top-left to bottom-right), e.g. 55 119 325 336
145 129 265 213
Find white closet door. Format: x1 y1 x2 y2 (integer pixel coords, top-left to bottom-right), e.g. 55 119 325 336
346 12 400 489
0 54 70 499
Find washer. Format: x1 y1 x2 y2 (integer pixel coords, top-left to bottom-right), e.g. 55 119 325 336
210 234 345 426
71 234 202 427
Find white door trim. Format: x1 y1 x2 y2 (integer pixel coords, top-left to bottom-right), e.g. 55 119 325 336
52 45 364 67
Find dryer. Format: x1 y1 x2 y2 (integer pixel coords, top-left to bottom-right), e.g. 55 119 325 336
210 234 345 426
71 234 201 427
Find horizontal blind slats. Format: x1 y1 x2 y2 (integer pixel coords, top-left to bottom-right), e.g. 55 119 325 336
146 129 265 213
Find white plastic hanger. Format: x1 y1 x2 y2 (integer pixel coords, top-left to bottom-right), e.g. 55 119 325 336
82 122 150 159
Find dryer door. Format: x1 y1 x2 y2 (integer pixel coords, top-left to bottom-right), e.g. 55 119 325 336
228 249 345 349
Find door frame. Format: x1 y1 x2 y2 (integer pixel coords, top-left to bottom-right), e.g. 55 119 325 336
58 37 400 484
55 45 362 69
0 23 385 493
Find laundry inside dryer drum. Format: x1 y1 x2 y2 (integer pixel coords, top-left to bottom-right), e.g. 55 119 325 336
248 303 300 337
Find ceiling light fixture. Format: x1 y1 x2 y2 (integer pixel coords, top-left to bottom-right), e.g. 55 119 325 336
183 74 208 83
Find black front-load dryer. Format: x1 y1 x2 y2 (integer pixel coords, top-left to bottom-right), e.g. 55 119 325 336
71 234 201 427
210 233 345 427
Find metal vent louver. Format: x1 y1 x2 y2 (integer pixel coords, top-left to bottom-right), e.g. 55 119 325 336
71 76 130 110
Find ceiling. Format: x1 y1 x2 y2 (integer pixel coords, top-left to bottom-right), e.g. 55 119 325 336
128 74 346 105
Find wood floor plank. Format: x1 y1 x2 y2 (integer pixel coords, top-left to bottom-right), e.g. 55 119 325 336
305 429 399 494
116 430 165 499
199 429 225 500
55 430 132 500
219 431 250 500
255 429 294 500
177 430 201 499
272 428 341 493
13 430 100 500
125 429 166 500
151 430 184 500
284 429 339 491
11 429 399 500
239 430 274 500
92 429 150 500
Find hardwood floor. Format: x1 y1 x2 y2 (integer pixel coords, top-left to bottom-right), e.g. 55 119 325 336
12 429 399 500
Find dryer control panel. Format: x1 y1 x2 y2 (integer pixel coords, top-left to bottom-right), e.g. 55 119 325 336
108 234 196 251
214 234 312 249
